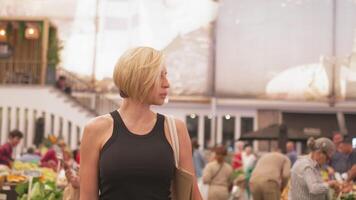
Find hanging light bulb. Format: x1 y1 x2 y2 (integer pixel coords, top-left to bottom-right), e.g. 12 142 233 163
28 28 35 35
0 26 6 42
25 23 39 40
0 29 6 36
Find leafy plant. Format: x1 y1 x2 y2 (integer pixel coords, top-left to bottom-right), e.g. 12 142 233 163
47 27 63 67
341 193 356 200
15 178 63 200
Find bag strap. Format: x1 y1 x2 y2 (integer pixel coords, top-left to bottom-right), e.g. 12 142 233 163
210 164 224 185
166 115 179 168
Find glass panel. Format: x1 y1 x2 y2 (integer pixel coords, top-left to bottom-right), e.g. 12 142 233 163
186 114 199 139
241 117 254 135
222 115 235 150
204 116 212 148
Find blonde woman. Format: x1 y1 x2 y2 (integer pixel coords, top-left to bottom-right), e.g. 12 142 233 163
79 47 202 200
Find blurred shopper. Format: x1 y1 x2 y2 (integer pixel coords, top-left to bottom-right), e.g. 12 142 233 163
232 141 244 170
80 47 202 200
340 136 356 169
203 145 233 200
19 147 41 163
250 151 291 200
289 137 340 200
41 139 67 171
332 132 344 151
230 141 246 200
63 159 80 200
242 144 256 199
286 141 298 166
242 145 256 173
56 75 72 95
192 138 206 179
192 138 207 199
72 142 81 164
331 132 348 174
0 129 23 167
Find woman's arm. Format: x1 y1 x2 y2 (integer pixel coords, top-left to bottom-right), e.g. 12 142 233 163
304 167 329 195
79 116 113 200
175 119 203 200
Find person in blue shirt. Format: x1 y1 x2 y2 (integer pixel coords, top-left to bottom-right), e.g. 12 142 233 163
192 138 206 178
19 147 41 164
286 141 298 166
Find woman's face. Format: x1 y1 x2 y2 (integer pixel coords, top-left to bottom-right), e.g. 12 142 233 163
315 151 330 166
245 146 252 155
147 66 170 105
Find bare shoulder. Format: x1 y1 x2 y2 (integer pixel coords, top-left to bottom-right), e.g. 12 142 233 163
173 118 190 138
172 117 192 148
85 114 113 132
173 118 187 133
82 114 113 148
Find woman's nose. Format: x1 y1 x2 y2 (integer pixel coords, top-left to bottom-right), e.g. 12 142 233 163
162 78 170 88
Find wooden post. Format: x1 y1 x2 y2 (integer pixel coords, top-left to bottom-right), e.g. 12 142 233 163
40 19 49 85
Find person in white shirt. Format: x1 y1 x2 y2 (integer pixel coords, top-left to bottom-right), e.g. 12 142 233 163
242 145 256 173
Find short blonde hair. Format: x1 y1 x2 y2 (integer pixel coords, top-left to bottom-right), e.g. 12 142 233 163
113 47 164 102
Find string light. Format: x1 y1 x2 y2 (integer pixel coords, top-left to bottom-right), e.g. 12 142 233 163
25 25 39 40
0 29 6 36
28 28 35 35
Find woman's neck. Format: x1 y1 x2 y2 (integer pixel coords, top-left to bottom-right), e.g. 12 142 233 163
119 99 154 120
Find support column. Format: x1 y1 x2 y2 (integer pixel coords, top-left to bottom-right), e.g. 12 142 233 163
217 115 223 145
234 115 241 140
1 107 8 145
27 110 34 148
40 20 49 85
198 114 204 150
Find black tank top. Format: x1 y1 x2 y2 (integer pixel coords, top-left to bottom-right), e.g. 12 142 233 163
99 110 175 200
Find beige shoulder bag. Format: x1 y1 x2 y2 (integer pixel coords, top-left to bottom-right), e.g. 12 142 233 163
166 115 194 200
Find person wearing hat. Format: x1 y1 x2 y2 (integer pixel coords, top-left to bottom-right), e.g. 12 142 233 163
289 137 340 200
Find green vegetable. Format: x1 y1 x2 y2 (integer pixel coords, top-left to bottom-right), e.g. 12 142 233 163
15 182 28 196
15 179 63 200
341 193 356 200
47 193 56 200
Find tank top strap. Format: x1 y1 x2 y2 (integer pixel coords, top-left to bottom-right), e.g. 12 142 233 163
155 113 167 138
100 110 120 154
109 110 120 133
156 113 165 129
